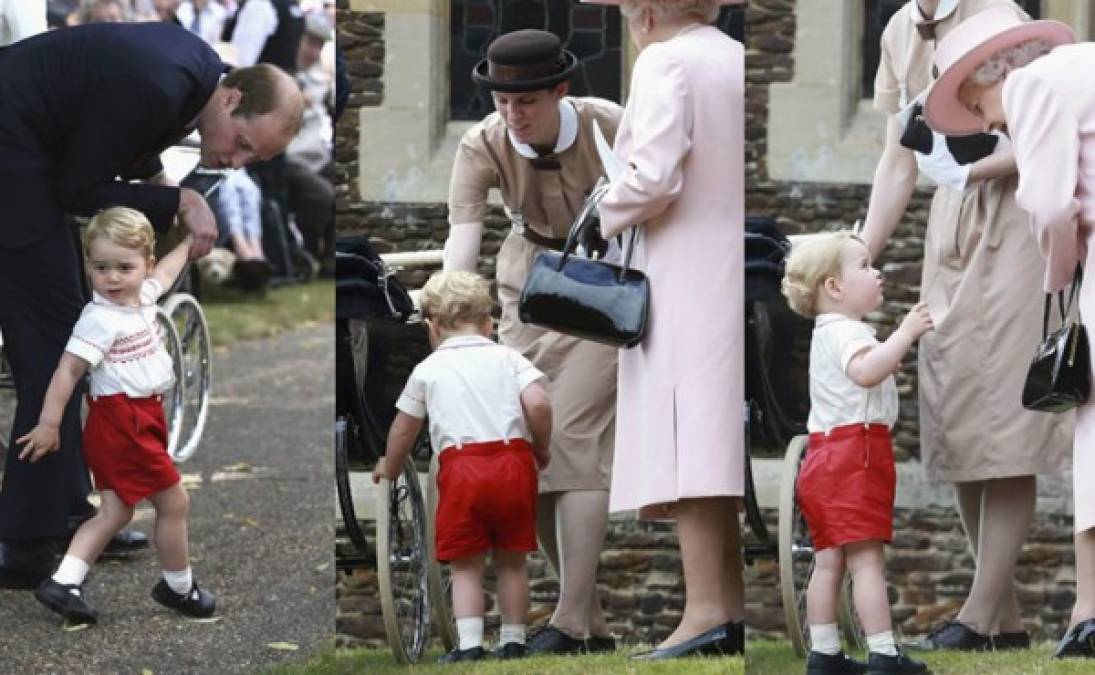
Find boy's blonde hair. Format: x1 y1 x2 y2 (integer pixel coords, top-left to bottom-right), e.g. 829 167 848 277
781 230 863 318
419 270 493 330
83 207 156 259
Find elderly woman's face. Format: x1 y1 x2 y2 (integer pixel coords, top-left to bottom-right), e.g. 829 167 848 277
958 78 1008 134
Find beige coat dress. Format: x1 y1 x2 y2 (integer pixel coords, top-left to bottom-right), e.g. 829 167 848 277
446 96 624 493
875 0 1072 483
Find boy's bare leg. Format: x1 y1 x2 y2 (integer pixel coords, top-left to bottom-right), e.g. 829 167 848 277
806 546 845 626
845 540 891 635
147 483 189 572
451 553 487 617
66 489 134 564
494 549 530 625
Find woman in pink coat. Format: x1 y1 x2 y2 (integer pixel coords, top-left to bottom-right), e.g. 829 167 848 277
924 6 1093 659
585 0 745 660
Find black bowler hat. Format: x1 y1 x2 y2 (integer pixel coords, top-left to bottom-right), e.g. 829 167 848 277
471 29 578 93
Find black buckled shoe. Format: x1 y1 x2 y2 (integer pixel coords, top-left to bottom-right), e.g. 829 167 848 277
630 621 742 660
922 621 992 651
528 625 586 655
0 540 56 590
585 633 617 654
151 579 215 618
34 579 97 625
494 642 529 659
867 647 930 674
991 630 1030 651
438 646 486 663
1054 618 1095 658
807 649 869 674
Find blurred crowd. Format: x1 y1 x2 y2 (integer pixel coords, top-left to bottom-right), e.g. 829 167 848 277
19 0 341 291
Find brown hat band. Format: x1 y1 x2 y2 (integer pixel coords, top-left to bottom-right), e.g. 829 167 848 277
488 58 563 83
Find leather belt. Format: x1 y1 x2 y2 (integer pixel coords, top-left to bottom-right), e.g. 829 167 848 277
511 221 567 251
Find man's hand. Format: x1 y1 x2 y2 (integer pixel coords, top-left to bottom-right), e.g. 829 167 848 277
177 187 217 260
16 423 60 463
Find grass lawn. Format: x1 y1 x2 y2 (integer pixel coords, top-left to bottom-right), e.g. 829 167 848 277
748 639 1093 674
272 644 744 675
200 279 333 348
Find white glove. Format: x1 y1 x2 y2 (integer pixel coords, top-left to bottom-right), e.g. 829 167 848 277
915 130 970 191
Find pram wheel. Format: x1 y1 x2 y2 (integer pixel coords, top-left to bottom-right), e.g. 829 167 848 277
426 452 457 651
162 293 212 463
335 415 370 553
155 308 185 463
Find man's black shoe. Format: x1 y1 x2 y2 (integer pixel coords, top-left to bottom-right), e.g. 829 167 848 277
102 529 150 557
438 646 486 663
991 630 1030 651
630 621 740 660
585 633 617 653
1054 618 1095 658
806 649 869 674
922 621 992 651
495 642 529 659
527 625 586 655
151 579 215 618
867 647 930 674
34 579 97 624
0 540 55 590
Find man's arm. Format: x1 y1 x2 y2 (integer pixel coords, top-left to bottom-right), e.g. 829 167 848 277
861 115 919 260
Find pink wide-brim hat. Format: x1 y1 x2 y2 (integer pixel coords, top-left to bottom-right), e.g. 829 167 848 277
923 6 1074 135
581 0 743 5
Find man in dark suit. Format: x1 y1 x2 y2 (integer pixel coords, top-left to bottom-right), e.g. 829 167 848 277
0 21 305 588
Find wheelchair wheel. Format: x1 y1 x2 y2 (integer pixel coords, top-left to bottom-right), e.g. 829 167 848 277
155 308 186 459
778 435 859 657
335 415 370 553
426 453 457 651
162 293 212 463
376 460 431 664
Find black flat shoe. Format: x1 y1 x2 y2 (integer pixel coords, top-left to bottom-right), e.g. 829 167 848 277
528 625 586 655
34 579 97 625
102 529 150 557
630 621 741 660
867 647 930 674
922 621 991 651
807 649 869 674
991 630 1030 651
585 633 617 653
494 642 529 659
0 541 55 590
1054 618 1095 658
151 579 215 618
438 646 486 663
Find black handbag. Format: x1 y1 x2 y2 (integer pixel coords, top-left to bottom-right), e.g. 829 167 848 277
1022 268 1090 412
899 102 998 165
518 184 650 348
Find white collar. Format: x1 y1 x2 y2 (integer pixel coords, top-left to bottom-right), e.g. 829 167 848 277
437 334 494 349
508 98 578 159
914 0 959 22
814 312 875 334
91 291 142 310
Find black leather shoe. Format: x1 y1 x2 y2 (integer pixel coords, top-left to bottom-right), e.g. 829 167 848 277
922 621 991 651
494 642 529 659
151 579 215 618
438 646 486 663
0 540 56 590
1054 618 1095 658
585 633 617 654
630 621 741 660
807 649 869 674
102 529 150 556
991 630 1030 651
528 625 586 655
867 647 929 674
34 579 97 625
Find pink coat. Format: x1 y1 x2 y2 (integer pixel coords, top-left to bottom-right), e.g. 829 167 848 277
1004 43 1095 532
598 25 744 515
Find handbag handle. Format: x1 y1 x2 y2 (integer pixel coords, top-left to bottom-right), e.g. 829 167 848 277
557 178 639 281
1042 264 1084 339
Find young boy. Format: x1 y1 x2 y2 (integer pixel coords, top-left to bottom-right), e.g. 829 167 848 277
372 270 551 663
18 207 214 625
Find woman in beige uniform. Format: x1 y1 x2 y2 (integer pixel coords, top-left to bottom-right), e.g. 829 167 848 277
862 0 1072 650
443 29 623 654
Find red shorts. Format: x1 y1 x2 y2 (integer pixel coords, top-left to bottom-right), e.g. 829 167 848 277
434 439 538 563
83 394 180 507
797 424 896 551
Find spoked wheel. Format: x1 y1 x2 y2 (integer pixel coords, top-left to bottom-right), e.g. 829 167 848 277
155 308 186 457
426 453 457 651
376 460 431 664
778 434 858 657
335 415 370 553
162 293 212 463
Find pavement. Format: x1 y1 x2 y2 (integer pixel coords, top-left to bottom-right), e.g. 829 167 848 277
0 323 334 673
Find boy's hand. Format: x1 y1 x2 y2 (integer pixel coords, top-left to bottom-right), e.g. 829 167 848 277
898 302 934 342
371 458 401 483
534 447 550 471
16 424 60 463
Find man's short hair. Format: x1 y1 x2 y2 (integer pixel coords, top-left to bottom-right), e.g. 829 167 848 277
223 64 287 118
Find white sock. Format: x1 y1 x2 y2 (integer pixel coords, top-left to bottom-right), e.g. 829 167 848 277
500 623 526 646
867 630 898 656
162 567 193 595
809 622 841 655
456 616 484 651
52 555 90 589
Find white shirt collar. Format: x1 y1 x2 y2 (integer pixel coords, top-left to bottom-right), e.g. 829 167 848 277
814 312 876 334
914 0 959 22
437 334 494 350
508 98 578 159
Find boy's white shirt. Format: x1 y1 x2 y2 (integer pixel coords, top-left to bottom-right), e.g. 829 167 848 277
396 334 545 455
65 278 176 398
807 313 899 434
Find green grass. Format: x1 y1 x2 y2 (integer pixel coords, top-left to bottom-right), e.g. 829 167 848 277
271 644 744 675
748 638 1093 674
200 279 333 348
